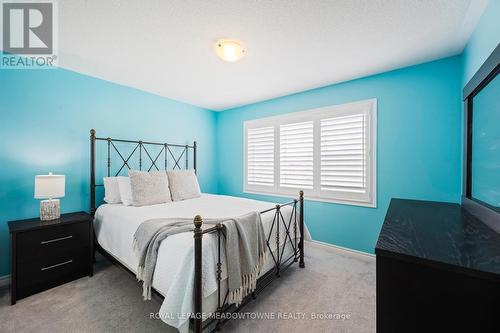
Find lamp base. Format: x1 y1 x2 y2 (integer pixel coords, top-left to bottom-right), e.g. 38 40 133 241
40 199 60 221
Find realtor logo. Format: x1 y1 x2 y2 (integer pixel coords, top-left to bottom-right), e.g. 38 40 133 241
1 0 58 69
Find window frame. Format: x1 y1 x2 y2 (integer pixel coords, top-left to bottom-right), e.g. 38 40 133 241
243 99 377 208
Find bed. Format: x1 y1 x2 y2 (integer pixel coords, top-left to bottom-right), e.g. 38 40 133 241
90 129 305 332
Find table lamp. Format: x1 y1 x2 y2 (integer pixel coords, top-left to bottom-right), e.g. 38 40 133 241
34 172 65 220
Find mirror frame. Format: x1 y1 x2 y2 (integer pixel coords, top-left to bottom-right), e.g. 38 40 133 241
462 43 500 233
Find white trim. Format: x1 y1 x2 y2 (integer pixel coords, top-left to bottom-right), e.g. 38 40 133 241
243 98 377 208
0 274 11 288
308 240 375 259
243 189 376 208
244 99 375 126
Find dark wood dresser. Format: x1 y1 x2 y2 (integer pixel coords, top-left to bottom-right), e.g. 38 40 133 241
376 199 500 333
8 212 93 305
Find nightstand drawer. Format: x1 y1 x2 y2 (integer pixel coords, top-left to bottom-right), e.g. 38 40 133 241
17 222 90 261
17 247 90 299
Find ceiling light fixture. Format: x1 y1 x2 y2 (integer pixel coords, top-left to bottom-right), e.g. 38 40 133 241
214 40 245 62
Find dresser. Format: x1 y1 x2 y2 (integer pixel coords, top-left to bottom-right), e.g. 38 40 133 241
376 199 500 333
8 212 93 305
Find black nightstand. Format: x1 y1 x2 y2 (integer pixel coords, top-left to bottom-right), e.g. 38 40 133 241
8 212 93 305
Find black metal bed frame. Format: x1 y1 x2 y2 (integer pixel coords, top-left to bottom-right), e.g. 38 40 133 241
89 129 305 332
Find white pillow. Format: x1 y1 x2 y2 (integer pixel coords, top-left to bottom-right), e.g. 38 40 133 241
103 177 121 204
167 170 201 201
117 176 133 206
128 170 171 206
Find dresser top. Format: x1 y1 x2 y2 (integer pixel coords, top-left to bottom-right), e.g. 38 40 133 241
8 212 91 233
376 198 500 278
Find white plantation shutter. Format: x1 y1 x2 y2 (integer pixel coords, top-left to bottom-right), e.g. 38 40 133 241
320 113 367 194
280 121 314 189
246 127 274 186
244 99 376 207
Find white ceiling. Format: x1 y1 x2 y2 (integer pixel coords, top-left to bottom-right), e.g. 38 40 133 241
57 0 487 111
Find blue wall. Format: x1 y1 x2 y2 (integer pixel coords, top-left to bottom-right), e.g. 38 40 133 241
0 67 218 276
462 0 500 85
216 56 463 254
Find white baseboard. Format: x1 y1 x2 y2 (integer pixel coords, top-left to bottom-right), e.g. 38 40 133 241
307 240 375 259
0 275 11 288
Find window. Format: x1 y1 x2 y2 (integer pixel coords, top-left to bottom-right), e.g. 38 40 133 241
244 99 376 207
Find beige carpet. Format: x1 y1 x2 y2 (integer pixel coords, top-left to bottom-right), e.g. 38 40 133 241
0 242 375 333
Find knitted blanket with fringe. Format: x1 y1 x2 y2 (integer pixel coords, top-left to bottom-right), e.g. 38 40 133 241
132 211 266 306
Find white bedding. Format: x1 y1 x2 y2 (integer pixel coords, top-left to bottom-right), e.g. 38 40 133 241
94 193 304 332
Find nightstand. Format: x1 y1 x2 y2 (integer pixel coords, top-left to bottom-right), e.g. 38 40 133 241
8 212 93 305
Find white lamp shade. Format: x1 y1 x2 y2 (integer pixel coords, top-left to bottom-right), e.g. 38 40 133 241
34 174 65 199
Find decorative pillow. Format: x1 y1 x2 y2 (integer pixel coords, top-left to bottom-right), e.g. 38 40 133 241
117 176 134 206
128 170 172 206
103 177 121 204
167 169 201 201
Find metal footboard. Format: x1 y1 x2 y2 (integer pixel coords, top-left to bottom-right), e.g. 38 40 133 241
192 191 305 332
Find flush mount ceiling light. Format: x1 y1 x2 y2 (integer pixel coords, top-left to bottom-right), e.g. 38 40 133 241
214 40 245 62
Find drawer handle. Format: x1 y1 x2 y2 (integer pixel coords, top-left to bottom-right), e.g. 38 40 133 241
41 235 73 245
41 259 73 271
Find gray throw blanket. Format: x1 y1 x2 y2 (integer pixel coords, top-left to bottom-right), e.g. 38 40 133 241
132 212 267 306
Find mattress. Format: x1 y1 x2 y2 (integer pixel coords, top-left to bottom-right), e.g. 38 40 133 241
94 193 301 330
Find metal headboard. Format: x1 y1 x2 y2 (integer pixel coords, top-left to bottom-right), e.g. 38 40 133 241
89 129 197 215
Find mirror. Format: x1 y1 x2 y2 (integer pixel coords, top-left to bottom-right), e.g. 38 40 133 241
471 74 500 211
